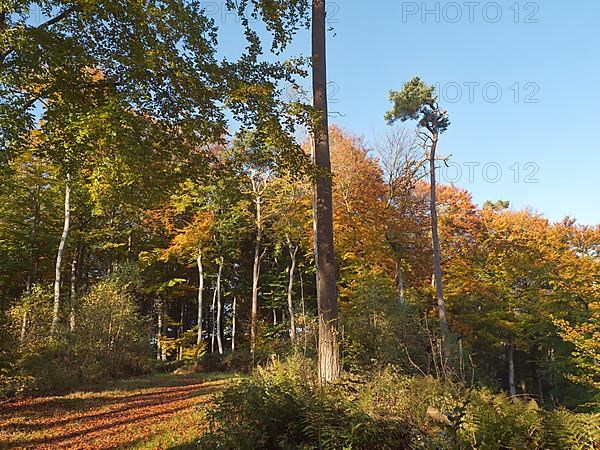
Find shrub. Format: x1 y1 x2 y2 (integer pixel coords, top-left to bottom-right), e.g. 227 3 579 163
456 389 544 449
198 359 600 450
200 349 251 373
199 356 413 450
70 277 152 382
2 270 153 395
339 272 429 373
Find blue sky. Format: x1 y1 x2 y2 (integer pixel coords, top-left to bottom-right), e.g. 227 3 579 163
218 1 600 224
319 0 600 225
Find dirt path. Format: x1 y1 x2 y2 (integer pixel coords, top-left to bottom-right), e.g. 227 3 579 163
0 373 231 450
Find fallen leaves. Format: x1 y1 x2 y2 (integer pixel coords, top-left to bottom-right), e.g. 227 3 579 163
0 373 230 449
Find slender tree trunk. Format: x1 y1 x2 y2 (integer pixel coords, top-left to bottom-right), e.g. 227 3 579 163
508 343 517 397
156 298 164 361
530 345 544 403
51 179 71 335
300 267 308 356
107 312 114 352
196 252 204 346
80 246 89 291
19 310 28 346
394 247 405 303
250 193 262 362
26 185 40 293
216 256 224 355
127 229 133 263
312 0 339 383
231 296 236 351
21 188 39 346
429 135 449 338
69 249 78 332
177 302 185 360
536 370 544 404
287 245 298 342
211 285 217 353
519 375 527 395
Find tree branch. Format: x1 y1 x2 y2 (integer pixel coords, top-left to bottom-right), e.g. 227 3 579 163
0 6 78 65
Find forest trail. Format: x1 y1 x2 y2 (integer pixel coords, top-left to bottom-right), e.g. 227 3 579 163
0 373 232 450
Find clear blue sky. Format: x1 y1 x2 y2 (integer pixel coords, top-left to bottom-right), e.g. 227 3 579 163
217 0 600 225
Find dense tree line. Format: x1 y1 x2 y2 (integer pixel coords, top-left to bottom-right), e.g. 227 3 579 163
1 1 598 417
1 120 598 408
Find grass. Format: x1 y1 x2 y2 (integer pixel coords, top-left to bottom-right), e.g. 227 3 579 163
0 371 237 449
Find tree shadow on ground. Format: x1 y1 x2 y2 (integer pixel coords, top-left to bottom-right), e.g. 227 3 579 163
0 375 230 450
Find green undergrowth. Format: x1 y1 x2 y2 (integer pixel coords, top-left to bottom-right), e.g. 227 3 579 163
197 356 600 450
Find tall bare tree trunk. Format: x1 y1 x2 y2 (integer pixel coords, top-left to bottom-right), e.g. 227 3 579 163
250 192 262 362
299 267 308 356
429 135 449 338
19 310 28 347
127 229 133 263
310 137 320 306
51 179 71 335
156 298 164 361
21 187 40 346
177 302 185 360
508 343 517 396
196 252 204 346
231 296 236 351
26 185 40 293
394 247 405 303
216 256 224 355
312 0 339 383
211 285 217 353
69 250 78 332
530 345 544 403
287 245 298 342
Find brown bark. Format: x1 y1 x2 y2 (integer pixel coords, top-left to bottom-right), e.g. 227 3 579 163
309 137 320 307
312 0 339 383
429 134 449 339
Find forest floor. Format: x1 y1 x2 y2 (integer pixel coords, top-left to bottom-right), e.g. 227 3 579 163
0 372 235 450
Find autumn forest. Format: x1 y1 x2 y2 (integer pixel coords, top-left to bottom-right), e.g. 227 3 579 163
0 1 599 449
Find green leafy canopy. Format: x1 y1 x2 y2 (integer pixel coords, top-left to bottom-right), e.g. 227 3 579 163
385 77 450 134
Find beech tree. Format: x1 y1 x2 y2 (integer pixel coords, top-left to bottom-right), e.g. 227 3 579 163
375 126 425 303
247 167 273 360
268 173 312 343
1 0 598 418
164 211 215 348
329 127 389 278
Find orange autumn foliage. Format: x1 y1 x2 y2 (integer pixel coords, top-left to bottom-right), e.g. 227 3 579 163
329 126 389 275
